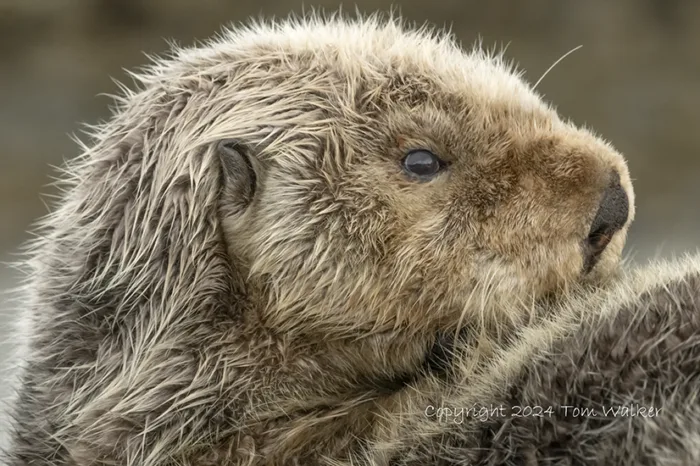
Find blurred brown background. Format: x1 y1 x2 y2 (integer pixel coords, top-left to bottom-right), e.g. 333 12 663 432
0 0 699 382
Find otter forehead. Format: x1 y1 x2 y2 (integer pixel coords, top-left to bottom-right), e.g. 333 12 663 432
166 17 554 126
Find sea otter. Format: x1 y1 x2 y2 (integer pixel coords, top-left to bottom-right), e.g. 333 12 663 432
2 13 633 466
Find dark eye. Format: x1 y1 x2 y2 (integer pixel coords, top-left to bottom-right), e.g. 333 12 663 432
402 149 445 179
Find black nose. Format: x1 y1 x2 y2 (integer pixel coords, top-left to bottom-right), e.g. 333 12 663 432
583 172 630 273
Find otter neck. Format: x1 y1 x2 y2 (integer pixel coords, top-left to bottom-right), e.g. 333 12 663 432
240 307 437 396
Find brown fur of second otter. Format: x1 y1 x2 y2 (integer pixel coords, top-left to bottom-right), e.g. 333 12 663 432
355 254 700 466
3 13 633 466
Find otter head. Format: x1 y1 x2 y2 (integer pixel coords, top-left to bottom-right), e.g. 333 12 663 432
61 16 631 344
202 18 636 338
205 18 634 338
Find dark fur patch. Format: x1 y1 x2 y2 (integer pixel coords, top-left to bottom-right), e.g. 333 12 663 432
386 273 700 466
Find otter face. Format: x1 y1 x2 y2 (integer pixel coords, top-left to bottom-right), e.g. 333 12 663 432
210 18 634 336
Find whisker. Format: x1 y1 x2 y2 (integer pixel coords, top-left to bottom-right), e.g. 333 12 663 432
533 45 583 90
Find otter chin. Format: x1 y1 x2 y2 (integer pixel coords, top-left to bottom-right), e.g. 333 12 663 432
4 13 634 466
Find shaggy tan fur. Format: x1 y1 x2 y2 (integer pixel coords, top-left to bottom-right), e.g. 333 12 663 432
352 253 700 466
3 13 634 466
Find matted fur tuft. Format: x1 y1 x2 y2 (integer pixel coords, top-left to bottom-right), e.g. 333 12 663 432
3 12 635 466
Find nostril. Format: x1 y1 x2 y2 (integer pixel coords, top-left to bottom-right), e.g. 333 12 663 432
583 171 630 273
585 229 613 270
588 229 613 250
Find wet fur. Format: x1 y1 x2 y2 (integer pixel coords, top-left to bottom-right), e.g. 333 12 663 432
2 13 635 466
352 254 700 466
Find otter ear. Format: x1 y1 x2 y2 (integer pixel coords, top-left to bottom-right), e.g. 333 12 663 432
217 139 258 215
